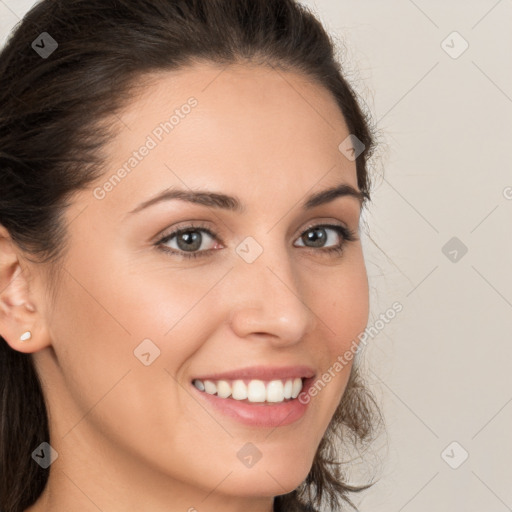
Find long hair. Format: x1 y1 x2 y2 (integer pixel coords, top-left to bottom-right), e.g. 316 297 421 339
0 1 383 510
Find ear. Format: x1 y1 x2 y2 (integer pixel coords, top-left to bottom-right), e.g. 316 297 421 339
0 224 52 354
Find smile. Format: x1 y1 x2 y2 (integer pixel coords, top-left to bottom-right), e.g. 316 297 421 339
192 377 304 403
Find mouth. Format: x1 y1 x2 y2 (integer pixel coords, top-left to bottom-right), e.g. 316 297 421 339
192 377 305 403
189 366 315 427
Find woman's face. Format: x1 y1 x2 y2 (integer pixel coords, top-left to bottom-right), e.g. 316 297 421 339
30 63 369 509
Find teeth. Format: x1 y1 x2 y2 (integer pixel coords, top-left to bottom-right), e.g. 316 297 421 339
194 379 205 392
291 377 302 398
247 380 266 402
232 380 248 400
283 379 293 399
266 380 284 402
193 377 304 403
204 380 216 394
217 380 231 398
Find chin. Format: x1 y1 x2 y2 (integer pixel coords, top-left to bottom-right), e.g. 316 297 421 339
220 452 314 497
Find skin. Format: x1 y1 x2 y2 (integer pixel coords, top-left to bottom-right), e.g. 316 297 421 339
0 62 369 512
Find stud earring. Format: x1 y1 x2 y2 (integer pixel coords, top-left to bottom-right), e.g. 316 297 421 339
20 331 32 341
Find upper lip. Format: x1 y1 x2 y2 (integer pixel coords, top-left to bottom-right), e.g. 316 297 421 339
192 365 315 382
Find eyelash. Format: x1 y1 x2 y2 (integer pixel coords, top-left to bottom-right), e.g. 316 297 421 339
155 221 358 260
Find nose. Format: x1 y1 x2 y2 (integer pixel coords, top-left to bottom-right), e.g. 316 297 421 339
226 250 317 347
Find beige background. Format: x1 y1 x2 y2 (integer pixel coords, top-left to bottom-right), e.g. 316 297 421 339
2 1 512 511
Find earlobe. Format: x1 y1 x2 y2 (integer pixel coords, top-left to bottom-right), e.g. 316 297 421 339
0 226 52 353
20 330 32 341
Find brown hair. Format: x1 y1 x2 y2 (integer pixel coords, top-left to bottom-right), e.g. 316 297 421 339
0 1 383 510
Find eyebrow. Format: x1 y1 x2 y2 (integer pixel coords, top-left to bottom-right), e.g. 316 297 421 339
127 182 366 216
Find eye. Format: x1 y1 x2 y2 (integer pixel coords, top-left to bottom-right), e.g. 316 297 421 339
294 223 357 256
155 222 357 260
156 222 220 259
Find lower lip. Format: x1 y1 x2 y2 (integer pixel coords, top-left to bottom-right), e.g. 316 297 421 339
191 378 314 428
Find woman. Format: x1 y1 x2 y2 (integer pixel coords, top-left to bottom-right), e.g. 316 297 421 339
0 0 382 510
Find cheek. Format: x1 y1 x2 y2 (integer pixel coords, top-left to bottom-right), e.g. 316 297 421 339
108 263 229 366
46 257 228 476
313 250 370 353
45 246 210 422
302 250 369 423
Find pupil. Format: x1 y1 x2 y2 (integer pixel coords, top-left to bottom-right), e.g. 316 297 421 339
179 231 201 251
306 228 325 247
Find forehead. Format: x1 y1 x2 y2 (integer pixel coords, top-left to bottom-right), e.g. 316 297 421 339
89 62 358 216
